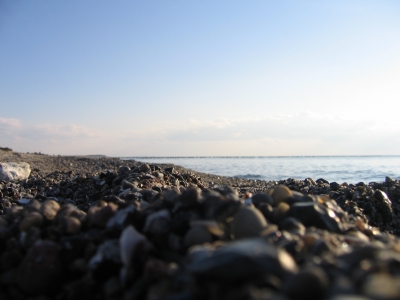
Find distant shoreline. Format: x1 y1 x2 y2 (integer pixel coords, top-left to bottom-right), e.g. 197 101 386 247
122 155 400 159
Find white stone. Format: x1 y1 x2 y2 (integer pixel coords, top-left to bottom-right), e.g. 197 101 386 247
0 162 31 182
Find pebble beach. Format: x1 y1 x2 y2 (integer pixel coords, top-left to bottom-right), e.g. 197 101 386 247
1 150 400 299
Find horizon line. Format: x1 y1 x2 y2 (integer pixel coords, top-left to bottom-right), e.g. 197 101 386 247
120 155 400 159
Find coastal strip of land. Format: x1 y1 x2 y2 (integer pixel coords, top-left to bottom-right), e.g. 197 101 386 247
1 149 400 299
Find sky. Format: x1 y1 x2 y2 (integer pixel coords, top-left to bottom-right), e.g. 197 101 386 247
1 0 400 156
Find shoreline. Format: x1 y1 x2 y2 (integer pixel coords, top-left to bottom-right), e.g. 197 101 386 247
1 150 400 298
0 150 275 188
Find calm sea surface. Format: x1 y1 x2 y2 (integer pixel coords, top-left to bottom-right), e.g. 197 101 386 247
121 156 400 184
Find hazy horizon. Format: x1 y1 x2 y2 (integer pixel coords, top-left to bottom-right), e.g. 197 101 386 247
1 1 400 156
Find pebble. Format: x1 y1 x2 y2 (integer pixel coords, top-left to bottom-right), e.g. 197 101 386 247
283 266 329 300
271 185 292 205
40 199 60 221
17 240 64 295
19 212 43 232
188 238 298 282
0 162 31 182
231 205 268 239
183 225 212 248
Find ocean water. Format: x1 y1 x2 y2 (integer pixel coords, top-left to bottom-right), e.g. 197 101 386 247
121 156 400 184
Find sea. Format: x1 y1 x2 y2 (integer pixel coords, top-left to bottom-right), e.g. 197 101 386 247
121 156 400 184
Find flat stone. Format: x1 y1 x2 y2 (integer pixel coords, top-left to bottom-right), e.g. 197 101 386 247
188 238 298 282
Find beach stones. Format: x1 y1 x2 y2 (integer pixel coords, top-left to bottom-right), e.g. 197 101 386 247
88 201 118 227
330 182 341 191
271 185 292 205
17 240 64 295
19 212 43 232
1 153 400 299
188 238 298 282
139 163 150 172
283 266 329 300
144 209 171 235
373 190 393 222
184 225 213 248
183 220 223 249
119 225 151 267
362 273 400 299
40 199 60 221
0 162 31 182
89 240 122 281
231 205 268 239
180 186 201 208
286 201 346 233
251 192 274 207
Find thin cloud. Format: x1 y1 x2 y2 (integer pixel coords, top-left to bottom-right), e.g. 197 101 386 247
0 117 104 152
0 117 22 129
32 124 103 139
2 113 399 156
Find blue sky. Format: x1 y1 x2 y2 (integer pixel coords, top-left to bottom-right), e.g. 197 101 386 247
1 0 399 156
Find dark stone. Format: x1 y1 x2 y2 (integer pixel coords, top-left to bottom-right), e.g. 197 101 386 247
165 167 174 174
106 205 137 230
121 180 135 190
180 187 201 209
316 178 329 184
373 190 393 222
284 267 329 300
287 194 316 205
1 248 23 271
152 186 162 192
280 217 305 235
330 182 340 191
286 202 346 233
118 166 130 177
88 191 102 202
337 245 381 270
257 203 274 221
385 176 395 184
17 240 64 295
89 240 122 282
171 210 200 236
372 182 384 190
251 193 274 207
125 192 143 203
140 189 158 202
344 188 354 199
139 164 150 172
188 238 298 282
